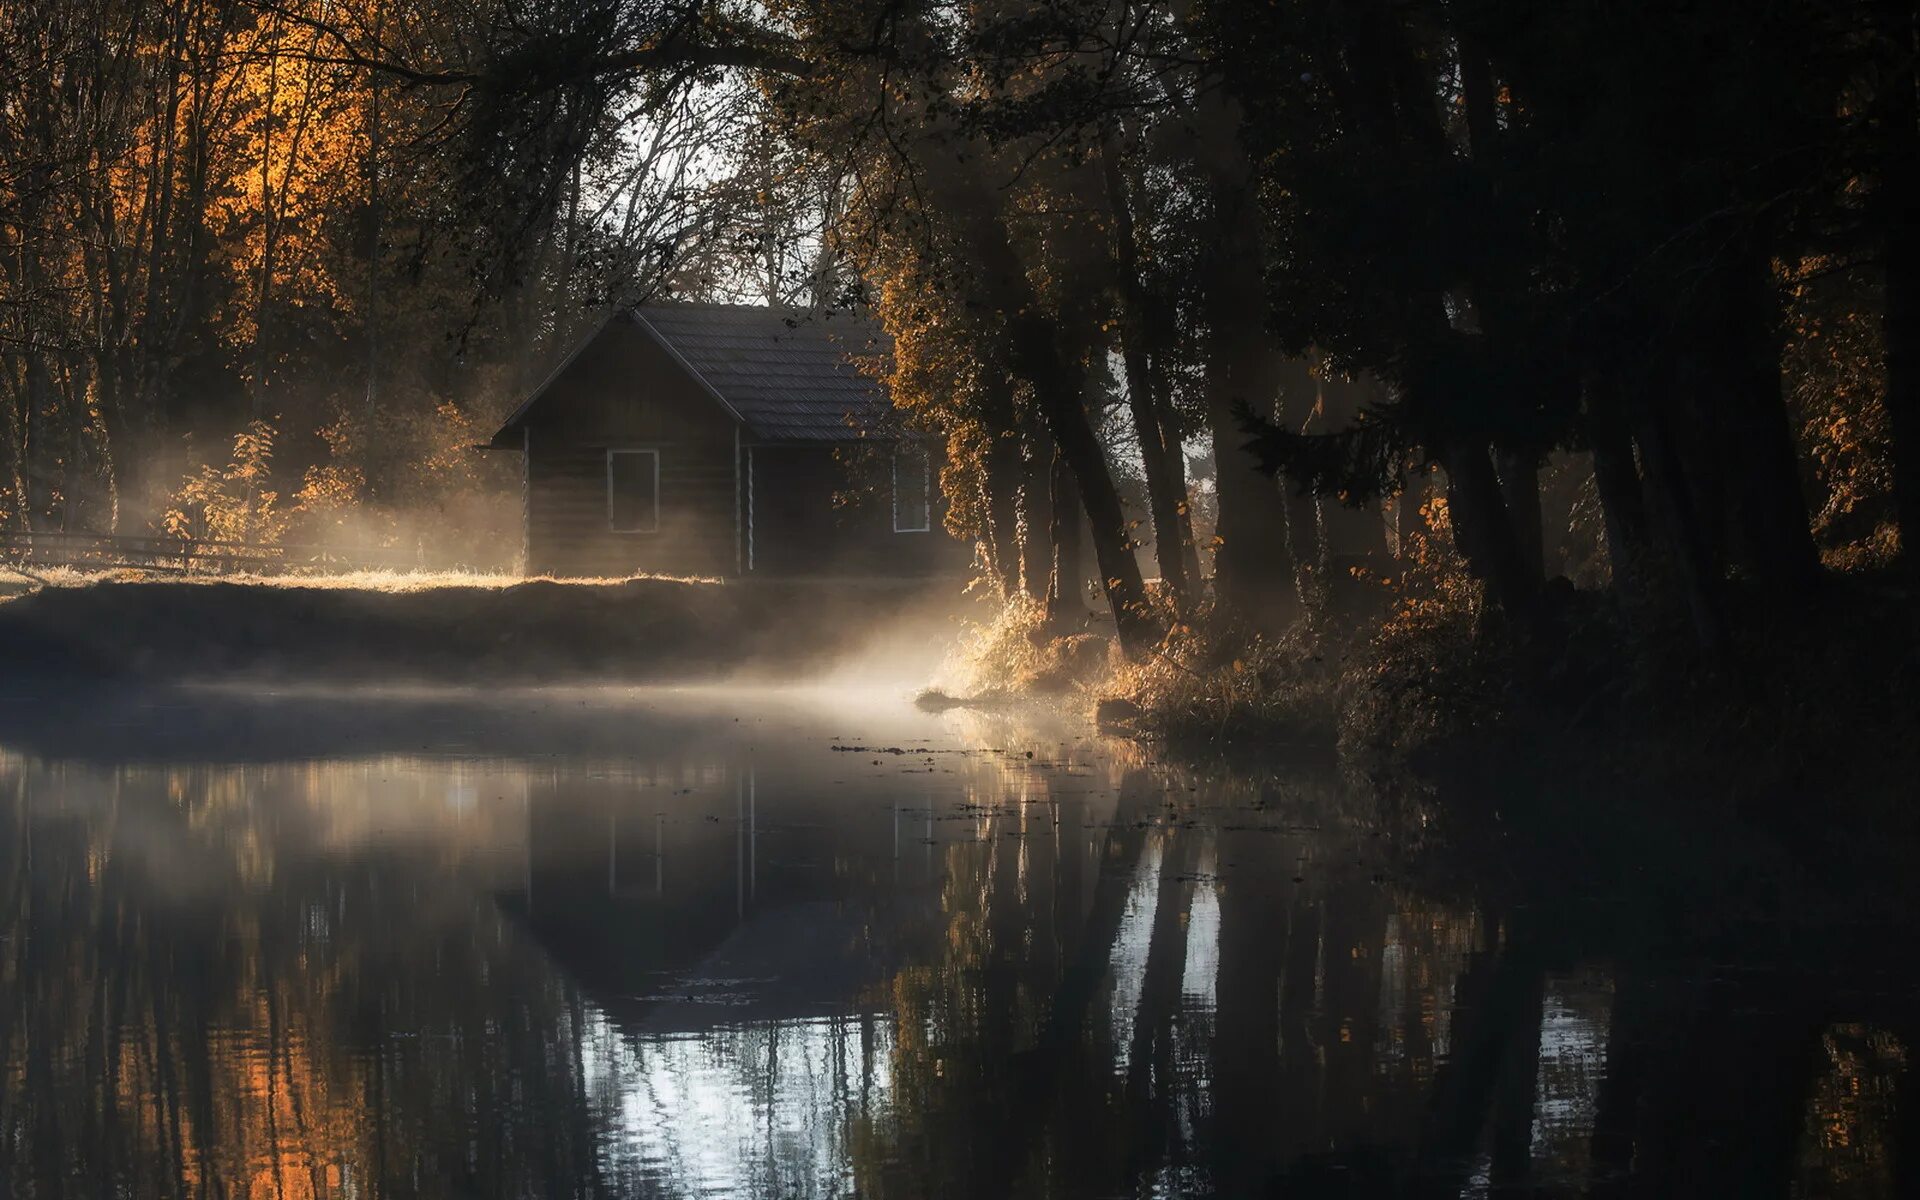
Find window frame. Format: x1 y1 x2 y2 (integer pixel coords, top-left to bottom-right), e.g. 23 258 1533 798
892 442 932 534
606 448 661 534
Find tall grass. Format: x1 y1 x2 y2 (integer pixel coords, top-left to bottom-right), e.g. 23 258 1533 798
0 567 719 593
931 591 1345 751
1097 609 1340 750
930 594 1114 702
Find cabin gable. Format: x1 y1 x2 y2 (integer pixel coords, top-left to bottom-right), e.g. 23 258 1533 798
518 316 741 579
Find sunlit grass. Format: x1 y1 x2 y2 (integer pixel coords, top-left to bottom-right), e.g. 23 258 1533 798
926 594 1113 704
0 566 722 593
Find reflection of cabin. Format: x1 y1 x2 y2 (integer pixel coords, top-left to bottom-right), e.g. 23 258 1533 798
486 303 967 580
502 765 938 1033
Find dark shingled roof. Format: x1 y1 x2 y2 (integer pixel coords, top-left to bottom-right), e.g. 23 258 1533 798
490 302 895 446
635 303 893 442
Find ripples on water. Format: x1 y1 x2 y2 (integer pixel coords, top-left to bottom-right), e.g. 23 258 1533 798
0 685 1911 1197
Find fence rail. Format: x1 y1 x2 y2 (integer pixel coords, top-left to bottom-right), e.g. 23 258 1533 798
0 529 423 575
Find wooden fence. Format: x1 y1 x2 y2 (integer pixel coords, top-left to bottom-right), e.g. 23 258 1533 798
0 529 422 576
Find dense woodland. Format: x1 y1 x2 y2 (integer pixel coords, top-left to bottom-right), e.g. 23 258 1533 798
5 0 1918 727
6 9 1920 1190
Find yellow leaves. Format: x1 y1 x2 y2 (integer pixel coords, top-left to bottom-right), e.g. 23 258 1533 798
227 421 277 485
164 420 291 545
294 463 364 515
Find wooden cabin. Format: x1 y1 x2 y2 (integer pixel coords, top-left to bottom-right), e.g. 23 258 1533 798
486 303 965 580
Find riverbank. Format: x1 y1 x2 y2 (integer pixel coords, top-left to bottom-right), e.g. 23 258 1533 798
1329 572 1920 817
0 572 972 685
943 572 1920 813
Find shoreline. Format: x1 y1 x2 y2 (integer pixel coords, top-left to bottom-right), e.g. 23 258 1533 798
0 574 976 687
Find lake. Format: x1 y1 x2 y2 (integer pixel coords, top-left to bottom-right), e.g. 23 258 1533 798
0 685 1910 1198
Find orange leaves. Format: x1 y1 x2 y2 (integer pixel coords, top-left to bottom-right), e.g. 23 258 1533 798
164 420 289 544
208 7 378 348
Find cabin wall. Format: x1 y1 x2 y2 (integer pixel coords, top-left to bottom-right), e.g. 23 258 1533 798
746 444 967 579
523 319 740 578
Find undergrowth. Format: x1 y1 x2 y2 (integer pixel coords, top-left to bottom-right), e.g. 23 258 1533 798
928 594 1114 704
947 486 1916 809
1098 608 1340 751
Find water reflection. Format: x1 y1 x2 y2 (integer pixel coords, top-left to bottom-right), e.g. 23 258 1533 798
0 686 1913 1197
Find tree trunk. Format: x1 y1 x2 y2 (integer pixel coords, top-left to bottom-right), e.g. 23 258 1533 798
1199 143 1294 621
364 13 385 441
1123 340 1195 607
1282 487 1324 613
1714 264 1820 593
1149 357 1203 590
1101 136 1195 607
1278 358 1332 611
1439 436 1539 617
932 161 1161 652
980 382 1024 593
1638 409 1728 652
1020 429 1053 600
1046 448 1085 628
1586 380 1653 590
1590 440 1648 586
1008 313 1159 654
1209 373 1295 619
895 113 1161 651
1495 448 1546 583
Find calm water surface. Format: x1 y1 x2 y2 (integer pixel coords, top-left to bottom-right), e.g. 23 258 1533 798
0 685 1911 1197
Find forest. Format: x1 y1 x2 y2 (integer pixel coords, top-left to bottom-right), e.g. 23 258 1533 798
3 0 1917 775
11 5 1920 1196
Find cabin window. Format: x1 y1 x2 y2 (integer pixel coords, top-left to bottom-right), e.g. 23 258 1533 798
893 443 932 533
607 449 660 533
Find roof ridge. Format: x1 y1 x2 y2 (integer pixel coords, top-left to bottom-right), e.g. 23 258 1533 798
634 299 860 316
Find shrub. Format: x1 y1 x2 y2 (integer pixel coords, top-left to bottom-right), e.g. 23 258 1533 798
933 593 1115 700
1097 602 1339 750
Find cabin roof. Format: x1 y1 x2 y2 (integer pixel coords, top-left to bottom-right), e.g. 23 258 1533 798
489 302 895 446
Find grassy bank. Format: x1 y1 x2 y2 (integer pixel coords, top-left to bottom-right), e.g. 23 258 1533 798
0 572 971 685
943 571 1919 808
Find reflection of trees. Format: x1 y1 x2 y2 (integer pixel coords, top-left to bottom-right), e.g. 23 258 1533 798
845 758 1146 1199
844 746 1920 1199
0 754 610 1198
581 1012 898 1198
1397 764 1920 1200
4 725 1918 1199
846 756 1500 1198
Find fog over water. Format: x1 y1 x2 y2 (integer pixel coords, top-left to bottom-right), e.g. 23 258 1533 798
0 685 1910 1198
